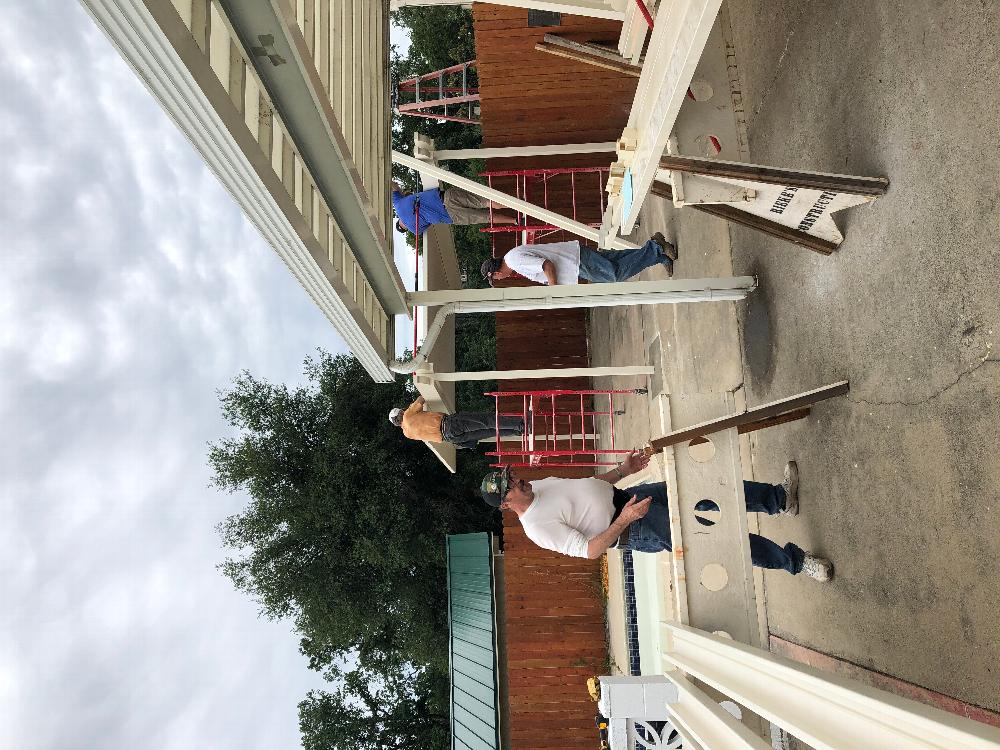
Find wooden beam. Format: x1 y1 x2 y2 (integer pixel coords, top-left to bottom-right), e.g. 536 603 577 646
542 33 643 65
534 40 642 78
646 382 849 452
659 155 890 196
689 407 812 445
651 181 839 255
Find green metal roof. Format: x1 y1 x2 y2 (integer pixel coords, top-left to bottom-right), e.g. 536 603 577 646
446 533 500 750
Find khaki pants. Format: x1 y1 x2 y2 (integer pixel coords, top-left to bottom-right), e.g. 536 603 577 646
442 187 493 225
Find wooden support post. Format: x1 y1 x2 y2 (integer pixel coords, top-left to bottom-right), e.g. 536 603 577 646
645 381 849 453
651 181 839 255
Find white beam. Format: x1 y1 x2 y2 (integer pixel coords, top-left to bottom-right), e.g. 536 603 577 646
407 276 755 309
435 142 618 160
663 623 1000 750
665 673 772 750
390 0 625 20
603 0 725 237
390 277 755 372
393 150 640 250
416 365 654 381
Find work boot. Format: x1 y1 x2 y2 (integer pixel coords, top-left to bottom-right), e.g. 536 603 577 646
780 460 799 516
651 232 678 260
800 554 834 582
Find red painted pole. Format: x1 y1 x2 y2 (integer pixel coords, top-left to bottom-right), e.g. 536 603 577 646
412 201 420 360
635 0 655 28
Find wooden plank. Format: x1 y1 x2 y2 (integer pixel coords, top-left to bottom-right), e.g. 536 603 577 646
651 180 839 255
659 154 890 196
318 0 330 94
352 0 364 178
339 2 353 147
190 0 209 52
647 381 850 452
535 41 642 77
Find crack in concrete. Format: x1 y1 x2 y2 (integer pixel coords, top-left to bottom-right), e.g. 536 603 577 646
748 10 802 128
848 357 1000 408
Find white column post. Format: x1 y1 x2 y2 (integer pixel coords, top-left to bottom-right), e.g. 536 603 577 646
394 150 640 250
390 0 625 20
434 142 618 161
391 277 755 373
414 365 654 381
406 276 755 311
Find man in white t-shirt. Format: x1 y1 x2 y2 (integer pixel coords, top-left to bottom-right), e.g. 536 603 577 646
479 455 834 580
479 233 679 286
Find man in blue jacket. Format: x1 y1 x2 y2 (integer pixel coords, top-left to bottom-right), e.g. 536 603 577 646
392 182 517 234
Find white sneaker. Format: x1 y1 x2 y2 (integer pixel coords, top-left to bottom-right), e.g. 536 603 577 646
801 553 834 581
780 460 799 516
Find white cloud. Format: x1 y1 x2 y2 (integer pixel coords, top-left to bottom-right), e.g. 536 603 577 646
0 3 351 749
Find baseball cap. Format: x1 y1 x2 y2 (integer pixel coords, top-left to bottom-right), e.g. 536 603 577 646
388 407 404 426
480 257 502 283
480 466 512 507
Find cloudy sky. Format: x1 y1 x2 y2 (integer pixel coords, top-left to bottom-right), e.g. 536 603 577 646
1 3 412 748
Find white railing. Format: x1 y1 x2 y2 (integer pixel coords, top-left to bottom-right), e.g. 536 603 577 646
597 625 1000 750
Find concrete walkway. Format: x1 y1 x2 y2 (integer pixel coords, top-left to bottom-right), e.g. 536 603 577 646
592 0 999 718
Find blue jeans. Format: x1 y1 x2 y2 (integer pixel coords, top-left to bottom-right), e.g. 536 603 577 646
577 240 670 283
440 412 523 450
620 481 805 574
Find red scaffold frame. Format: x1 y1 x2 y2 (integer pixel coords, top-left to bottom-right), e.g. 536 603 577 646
480 165 611 256
485 388 646 468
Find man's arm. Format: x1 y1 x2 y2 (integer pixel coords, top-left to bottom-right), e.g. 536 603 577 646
586 495 652 559
595 449 650 484
405 395 426 414
542 259 558 286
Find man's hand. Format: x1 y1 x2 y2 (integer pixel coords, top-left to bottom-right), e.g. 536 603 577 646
620 449 650 477
585 494 652 559
618 495 652 525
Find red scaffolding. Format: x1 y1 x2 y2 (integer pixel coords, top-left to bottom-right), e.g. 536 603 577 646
480 165 610 254
486 387 646 468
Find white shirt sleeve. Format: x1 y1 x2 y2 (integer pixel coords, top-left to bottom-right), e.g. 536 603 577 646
524 521 591 559
503 248 546 284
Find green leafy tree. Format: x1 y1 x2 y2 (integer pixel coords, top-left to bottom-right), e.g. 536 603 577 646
299 666 450 750
211 352 496 679
390 7 481 189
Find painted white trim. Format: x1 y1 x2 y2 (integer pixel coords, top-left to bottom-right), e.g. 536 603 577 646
662 624 1000 750
407 276 755 307
79 0 393 381
392 277 754 372
605 0 725 237
390 0 625 20
434 143 618 160
666 672 773 750
415 365 653 381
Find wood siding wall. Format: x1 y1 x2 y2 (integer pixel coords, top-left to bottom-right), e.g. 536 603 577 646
473 6 638 748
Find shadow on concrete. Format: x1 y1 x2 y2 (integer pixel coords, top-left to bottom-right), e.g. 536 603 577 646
739 264 775 390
